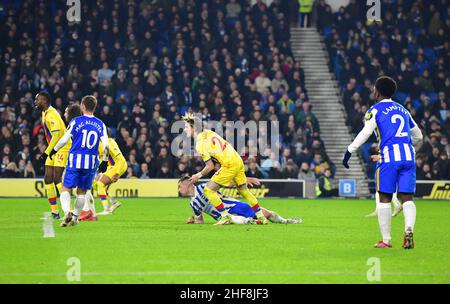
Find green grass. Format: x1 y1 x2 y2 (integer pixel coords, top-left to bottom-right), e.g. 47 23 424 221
0 197 449 283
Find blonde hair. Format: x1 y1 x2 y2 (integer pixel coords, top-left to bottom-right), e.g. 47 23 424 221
182 112 202 132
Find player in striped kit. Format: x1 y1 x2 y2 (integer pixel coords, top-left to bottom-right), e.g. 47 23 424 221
49 96 110 227
178 176 302 225
342 76 423 249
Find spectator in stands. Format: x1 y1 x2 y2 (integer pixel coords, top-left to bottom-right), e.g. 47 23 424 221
282 159 299 179
246 159 264 179
298 162 315 180
1 162 20 178
0 0 330 181
319 0 449 186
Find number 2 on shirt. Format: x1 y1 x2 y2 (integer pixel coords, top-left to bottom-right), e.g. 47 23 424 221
211 136 227 151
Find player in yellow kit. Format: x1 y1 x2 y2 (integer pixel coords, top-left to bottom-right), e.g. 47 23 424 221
78 137 127 220
183 113 268 225
35 92 71 219
93 137 128 215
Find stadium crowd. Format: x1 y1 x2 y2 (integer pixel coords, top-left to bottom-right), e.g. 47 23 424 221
317 0 450 180
0 0 330 181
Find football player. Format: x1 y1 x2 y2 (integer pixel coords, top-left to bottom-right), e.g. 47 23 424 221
178 176 302 225
35 92 71 219
49 95 109 227
343 76 423 249
183 113 268 225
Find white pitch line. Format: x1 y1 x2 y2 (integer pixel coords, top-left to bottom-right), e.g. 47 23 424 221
0 271 449 278
42 212 55 238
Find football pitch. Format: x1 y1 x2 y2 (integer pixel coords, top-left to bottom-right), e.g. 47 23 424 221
0 198 449 284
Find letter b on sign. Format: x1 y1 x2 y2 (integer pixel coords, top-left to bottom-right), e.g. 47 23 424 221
339 180 356 197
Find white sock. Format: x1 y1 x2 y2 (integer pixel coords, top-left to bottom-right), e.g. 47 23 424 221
86 191 96 216
392 192 401 208
82 198 90 212
60 191 71 215
230 215 250 224
377 202 391 243
268 211 287 223
402 201 416 232
73 195 86 216
374 192 380 211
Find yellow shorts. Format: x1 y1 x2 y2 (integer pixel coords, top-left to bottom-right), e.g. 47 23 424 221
45 149 68 168
211 160 247 187
103 161 127 181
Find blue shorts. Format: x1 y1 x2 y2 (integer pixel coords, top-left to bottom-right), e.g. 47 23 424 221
375 161 416 194
63 168 96 190
222 199 256 218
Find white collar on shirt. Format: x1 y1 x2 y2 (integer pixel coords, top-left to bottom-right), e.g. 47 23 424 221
379 98 393 103
84 114 94 117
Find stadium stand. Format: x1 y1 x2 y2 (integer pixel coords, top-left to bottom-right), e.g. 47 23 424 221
0 0 332 181
317 0 450 181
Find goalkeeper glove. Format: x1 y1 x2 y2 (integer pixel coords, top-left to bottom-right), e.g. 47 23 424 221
342 150 352 169
98 161 108 173
48 149 57 160
39 153 48 164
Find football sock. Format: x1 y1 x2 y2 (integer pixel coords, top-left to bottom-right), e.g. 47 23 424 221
73 195 86 216
44 183 58 213
203 187 228 216
377 202 391 243
97 181 109 210
267 211 287 224
82 196 90 212
402 201 416 232
237 188 264 218
91 180 98 192
392 192 401 209
86 191 96 216
60 191 71 215
55 182 62 195
230 215 250 224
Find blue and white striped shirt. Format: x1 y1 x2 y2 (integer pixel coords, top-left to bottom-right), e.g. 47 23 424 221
55 115 109 170
348 99 423 163
190 183 238 220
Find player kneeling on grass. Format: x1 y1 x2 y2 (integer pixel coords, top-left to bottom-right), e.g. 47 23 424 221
178 176 302 225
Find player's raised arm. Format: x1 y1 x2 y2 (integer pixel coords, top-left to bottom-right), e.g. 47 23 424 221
50 120 75 159
342 108 377 168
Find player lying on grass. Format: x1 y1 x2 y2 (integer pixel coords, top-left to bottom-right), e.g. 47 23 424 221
49 96 109 227
366 153 402 218
35 91 72 219
62 103 127 221
178 176 302 225
342 76 423 249
183 113 268 225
